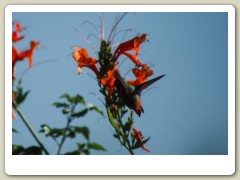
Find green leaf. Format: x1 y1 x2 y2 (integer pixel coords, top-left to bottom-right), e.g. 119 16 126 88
113 133 120 139
53 102 69 108
60 93 70 100
72 126 89 140
121 109 128 117
89 105 104 117
75 94 86 105
12 128 19 134
132 137 150 150
67 129 76 139
21 90 30 103
106 107 120 132
24 146 42 155
123 119 133 132
64 150 80 155
60 94 86 105
72 105 104 118
88 142 106 151
77 143 86 151
50 128 65 138
12 145 42 155
82 149 90 155
71 108 88 117
15 87 30 105
12 144 24 155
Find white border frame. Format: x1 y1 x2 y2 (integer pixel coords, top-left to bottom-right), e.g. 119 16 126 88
5 5 235 175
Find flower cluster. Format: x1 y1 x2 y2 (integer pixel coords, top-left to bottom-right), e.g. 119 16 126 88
12 21 39 120
71 15 164 154
72 33 154 100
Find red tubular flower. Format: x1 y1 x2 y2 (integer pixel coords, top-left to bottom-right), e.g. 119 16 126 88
12 22 26 43
17 41 39 68
122 52 142 67
127 64 154 86
101 65 117 97
133 128 150 152
72 46 100 78
114 33 147 66
12 46 20 83
12 46 18 67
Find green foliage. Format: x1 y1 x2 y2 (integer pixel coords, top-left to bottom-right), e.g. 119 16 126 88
71 126 89 140
132 137 150 150
13 83 30 106
99 40 115 78
12 145 42 155
42 93 106 155
87 142 106 151
64 142 106 155
12 128 19 134
60 93 86 105
98 40 151 155
53 94 104 118
13 92 106 155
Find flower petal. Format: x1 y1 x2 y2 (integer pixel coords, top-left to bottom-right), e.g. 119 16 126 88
122 52 142 66
127 64 154 86
114 34 147 66
72 47 100 78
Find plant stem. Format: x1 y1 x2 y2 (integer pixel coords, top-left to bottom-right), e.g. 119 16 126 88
57 118 71 155
51 136 60 147
57 105 76 155
116 110 135 155
15 106 49 155
126 137 134 155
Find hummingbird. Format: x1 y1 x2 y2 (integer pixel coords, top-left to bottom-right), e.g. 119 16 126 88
114 71 165 117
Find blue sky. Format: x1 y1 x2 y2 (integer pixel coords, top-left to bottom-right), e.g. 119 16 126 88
12 12 228 155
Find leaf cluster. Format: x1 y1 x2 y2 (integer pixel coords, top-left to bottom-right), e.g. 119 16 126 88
39 93 106 155
12 145 42 155
13 80 30 107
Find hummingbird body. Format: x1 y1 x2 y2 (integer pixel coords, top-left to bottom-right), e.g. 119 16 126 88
114 71 165 117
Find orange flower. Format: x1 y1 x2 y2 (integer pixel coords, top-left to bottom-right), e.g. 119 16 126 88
12 46 18 66
17 41 39 68
101 65 117 97
133 128 150 152
114 33 147 66
72 46 100 78
127 64 154 86
122 52 142 67
12 46 20 83
12 22 25 43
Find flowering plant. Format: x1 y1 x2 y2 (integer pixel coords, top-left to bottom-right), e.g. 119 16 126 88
12 21 105 155
72 13 165 154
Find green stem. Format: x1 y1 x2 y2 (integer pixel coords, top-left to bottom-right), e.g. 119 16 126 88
116 110 135 155
126 137 134 155
57 118 71 155
15 106 49 155
57 104 76 155
51 136 60 147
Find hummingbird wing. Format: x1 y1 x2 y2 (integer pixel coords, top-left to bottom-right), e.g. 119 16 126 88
114 70 133 94
135 74 165 95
